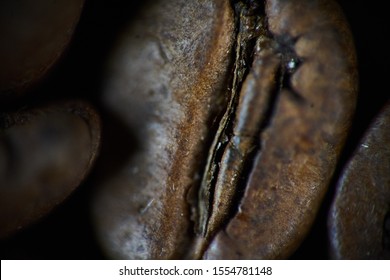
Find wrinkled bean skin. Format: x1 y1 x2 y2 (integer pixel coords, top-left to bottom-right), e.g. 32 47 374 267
0 0 84 95
0 101 101 238
93 0 357 259
329 102 390 259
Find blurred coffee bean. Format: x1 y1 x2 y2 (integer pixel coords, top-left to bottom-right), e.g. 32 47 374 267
93 0 235 259
0 100 101 238
0 0 85 95
329 102 390 259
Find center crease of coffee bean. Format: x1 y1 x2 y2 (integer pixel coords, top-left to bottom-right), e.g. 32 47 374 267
191 0 303 258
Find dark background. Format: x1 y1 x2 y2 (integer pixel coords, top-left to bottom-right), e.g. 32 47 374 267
0 0 389 259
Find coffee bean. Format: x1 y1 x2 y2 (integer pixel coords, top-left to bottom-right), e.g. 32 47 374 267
203 0 358 260
329 102 390 259
93 0 235 259
93 0 357 259
0 0 85 95
0 100 101 238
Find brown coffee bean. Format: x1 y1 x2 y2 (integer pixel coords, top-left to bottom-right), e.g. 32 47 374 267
0 0 84 95
93 0 235 259
329 102 390 260
203 0 357 260
93 0 357 259
0 100 101 238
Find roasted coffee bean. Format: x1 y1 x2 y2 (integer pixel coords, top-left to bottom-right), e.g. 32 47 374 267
329 102 390 260
93 0 235 259
92 0 357 259
203 0 358 259
0 0 85 95
0 101 101 238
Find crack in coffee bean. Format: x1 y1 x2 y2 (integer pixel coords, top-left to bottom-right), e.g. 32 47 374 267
195 0 304 257
197 0 263 241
